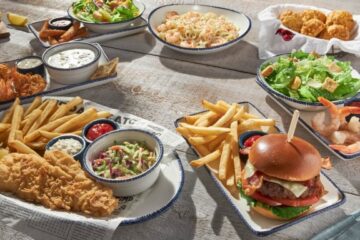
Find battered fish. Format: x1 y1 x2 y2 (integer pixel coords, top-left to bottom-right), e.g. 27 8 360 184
326 10 355 32
301 19 325 37
320 24 350 40
302 10 327 23
0 150 118 217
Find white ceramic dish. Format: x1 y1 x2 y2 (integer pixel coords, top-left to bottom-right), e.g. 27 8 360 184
270 95 360 161
174 101 345 236
148 4 251 55
256 53 360 111
0 96 184 226
67 0 145 33
83 129 164 197
28 17 148 48
42 42 101 84
0 44 117 109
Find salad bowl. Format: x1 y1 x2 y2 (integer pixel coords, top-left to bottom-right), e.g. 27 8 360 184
68 0 145 33
257 51 360 111
83 129 164 197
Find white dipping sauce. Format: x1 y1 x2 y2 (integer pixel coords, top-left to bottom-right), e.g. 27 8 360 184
48 49 95 69
17 58 42 69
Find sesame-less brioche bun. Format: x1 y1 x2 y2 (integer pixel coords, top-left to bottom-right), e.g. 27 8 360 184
248 134 322 181
251 205 312 220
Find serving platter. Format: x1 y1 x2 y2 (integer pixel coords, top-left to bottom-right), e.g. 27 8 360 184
0 96 184 232
174 101 345 236
0 43 117 109
270 96 360 161
28 17 148 48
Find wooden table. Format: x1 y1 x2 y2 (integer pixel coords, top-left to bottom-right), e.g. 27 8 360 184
0 0 360 239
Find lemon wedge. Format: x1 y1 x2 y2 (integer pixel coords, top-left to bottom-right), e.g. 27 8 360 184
7 12 28 26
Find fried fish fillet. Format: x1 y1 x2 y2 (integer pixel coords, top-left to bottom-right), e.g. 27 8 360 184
301 19 325 37
319 24 350 40
0 150 118 217
326 10 355 32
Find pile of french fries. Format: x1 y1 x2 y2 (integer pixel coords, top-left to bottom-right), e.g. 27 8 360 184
0 96 110 156
39 21 87 45
176 100 277 193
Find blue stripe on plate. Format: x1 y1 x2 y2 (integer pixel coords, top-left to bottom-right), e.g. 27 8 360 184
174 101 346 236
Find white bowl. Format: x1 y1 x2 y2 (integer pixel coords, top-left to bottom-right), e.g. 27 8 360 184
42 42 100 85
148 4 251 55
256 54 360 111
67 0 145 33
83 129 164 197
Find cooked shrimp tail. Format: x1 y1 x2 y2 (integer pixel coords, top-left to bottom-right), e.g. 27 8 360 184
329 141 360 154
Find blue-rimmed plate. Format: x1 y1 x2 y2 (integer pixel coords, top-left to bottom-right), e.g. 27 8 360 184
256 54 360 111
148 4 251 55
270 95 360 160
174 101 345 236
28 17 148 48
0 96 184 227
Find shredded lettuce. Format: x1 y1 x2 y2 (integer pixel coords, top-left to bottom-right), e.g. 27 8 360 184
262 50 360 102
237 182 310 219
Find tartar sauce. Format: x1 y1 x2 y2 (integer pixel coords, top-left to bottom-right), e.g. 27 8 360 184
50 138 83 155
17 58 42 69
48 49 95 69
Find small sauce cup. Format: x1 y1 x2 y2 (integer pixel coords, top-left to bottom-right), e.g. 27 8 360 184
46 134 86 161
48 17 73 30
82 118 119 144
16 56 45 76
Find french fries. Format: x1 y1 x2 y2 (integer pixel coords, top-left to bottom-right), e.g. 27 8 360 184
0 96 111 154
177 99 277 196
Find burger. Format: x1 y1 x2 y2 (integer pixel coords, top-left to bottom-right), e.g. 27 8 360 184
238 133 325 220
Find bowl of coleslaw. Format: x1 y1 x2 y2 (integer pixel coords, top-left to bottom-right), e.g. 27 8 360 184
82 129 164 196
148 4 251 54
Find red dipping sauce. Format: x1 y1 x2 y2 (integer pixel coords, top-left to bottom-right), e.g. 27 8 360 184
86 123 114 141
244 135 262 148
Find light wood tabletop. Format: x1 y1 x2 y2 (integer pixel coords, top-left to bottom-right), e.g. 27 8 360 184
0 0 360 239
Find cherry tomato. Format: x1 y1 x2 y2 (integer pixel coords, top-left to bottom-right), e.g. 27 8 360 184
244 135 262 147
86 123 114 141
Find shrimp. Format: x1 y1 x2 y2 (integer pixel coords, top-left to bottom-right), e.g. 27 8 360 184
165 11 178 19
311 97 341 137
312 97 360 137
165 31 181 44
156 24 167 32
330 141 360 154
330 130 360 145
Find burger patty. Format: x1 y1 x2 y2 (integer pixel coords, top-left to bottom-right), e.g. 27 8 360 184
258 175 324 200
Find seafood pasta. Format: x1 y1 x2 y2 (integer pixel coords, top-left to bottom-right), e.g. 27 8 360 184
156 11 239 48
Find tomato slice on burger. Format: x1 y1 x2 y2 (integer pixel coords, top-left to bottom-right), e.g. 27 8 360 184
250 192 282 206
250 192 320 207
272 195 320 207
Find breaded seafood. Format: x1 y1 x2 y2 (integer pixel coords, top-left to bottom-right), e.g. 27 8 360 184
301 19 325 37
0 150 118 217
281 13 303 32
326 10 355 32
302 9 327 23
320 24 350 40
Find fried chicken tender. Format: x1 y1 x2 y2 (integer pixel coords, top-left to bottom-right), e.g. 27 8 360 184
301 19 325 37
279 10 296 21
301 9 327 23
0 151 118 217
281 13 303 32
319 24 350 40
326 10 355 32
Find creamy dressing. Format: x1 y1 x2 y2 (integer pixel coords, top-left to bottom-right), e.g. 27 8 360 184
17 58 42 69
48 49 95 69
50 138 83 155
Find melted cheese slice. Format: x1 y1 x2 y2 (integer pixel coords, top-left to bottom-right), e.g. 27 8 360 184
244 161 308 198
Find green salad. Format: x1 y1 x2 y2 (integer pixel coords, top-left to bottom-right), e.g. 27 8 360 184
72 0 140 23
260 50 360 102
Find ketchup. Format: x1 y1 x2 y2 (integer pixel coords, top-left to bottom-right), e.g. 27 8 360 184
86 123 114 141
244 135 262 147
